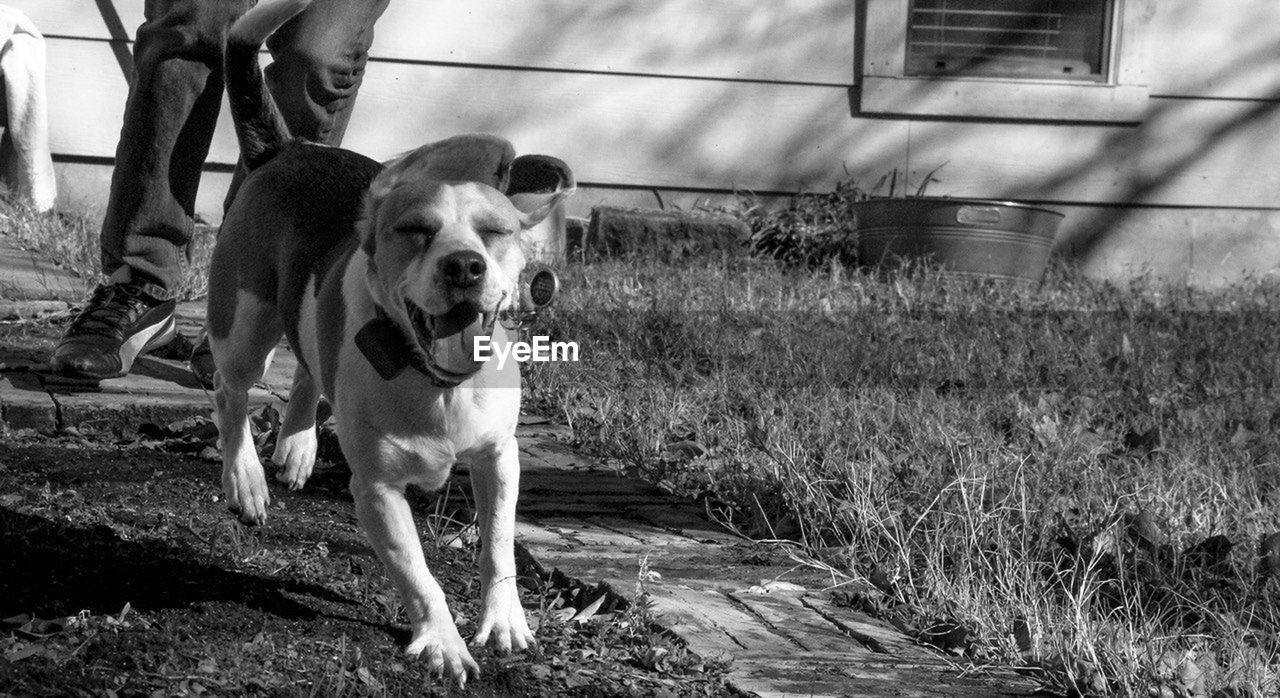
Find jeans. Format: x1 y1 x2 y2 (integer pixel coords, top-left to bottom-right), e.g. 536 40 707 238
101 0 391 293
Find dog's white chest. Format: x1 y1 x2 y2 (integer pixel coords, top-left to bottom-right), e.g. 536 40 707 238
333 347 518 481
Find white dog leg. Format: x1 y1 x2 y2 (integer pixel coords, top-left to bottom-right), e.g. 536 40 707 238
469 441 534 653
272 364 319 490
211 293 281 526
213 345 275 526
350 472 480 685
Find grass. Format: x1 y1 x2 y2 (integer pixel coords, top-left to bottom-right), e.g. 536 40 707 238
8 194 1280 694
0 199 216 301
523 253 1280 697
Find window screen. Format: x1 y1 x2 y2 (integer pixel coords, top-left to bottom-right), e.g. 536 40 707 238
906 0 1112 80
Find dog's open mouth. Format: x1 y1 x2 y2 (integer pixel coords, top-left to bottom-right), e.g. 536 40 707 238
406 299 500 378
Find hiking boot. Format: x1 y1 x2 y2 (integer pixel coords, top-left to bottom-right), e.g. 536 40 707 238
48 281 177 380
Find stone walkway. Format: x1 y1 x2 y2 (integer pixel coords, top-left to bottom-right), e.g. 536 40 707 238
0 240 1041 696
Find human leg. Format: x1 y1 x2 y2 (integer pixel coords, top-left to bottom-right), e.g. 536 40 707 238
50 0 248 379
217 0 390 210
265 0 390 146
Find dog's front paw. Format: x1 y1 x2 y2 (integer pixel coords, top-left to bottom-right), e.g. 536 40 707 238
271 428 317 490
222 456 270 526
472 583 535 654
406 621 480 687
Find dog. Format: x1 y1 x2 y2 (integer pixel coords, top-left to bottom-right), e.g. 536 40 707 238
207 0 572 685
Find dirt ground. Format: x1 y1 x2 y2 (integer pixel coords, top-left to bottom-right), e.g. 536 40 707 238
0 433 729 697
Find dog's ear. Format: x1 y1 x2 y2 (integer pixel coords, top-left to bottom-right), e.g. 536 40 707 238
511 189 574 230
507 154 574 230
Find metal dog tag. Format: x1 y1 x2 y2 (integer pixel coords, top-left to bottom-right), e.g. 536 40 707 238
521 264 559 310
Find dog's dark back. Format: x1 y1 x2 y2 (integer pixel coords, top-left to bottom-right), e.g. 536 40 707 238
207 142 381 346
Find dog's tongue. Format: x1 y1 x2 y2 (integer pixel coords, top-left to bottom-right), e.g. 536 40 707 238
431 302 481 339
430 303 488 374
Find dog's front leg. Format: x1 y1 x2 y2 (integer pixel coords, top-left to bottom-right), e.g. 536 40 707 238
272 364 320 490
212 340 277 526
350 473 479 685
469 441 535 653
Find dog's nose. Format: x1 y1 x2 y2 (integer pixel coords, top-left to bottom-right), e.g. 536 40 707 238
439 251 486 289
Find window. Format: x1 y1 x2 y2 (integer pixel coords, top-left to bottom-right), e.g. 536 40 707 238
860 0 1151 122
906 0 1110 81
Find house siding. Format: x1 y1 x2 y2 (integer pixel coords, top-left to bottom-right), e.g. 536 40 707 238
12 0 1280 284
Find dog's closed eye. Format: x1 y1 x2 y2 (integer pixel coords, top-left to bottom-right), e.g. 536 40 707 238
398 224 439 236
471 210 518 238
395 215 443 244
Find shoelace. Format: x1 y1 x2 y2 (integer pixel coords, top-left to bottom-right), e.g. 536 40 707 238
67 284 150 338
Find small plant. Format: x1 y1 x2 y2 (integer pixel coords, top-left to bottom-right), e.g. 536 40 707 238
742 178 863 269
743 165 944 270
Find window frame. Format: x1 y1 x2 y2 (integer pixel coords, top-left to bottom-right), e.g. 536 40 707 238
859 0 1152 122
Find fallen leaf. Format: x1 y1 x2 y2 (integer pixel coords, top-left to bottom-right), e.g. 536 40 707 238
571 594 608 623
3 643 44 663
356 667 381 689
1128 509 1164 549
1011 617 1033 656
18 616 69 638
1258 532 1280 576
921 620 969 653
1230 422 1257 446
1123 427 1161 455
1185 535 1233 571
744 580 806 595
1032 416 1060 445
638 647 669 671
665 440 709 460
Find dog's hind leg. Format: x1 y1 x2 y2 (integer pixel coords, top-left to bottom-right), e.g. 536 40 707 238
469 440 534 653
349 467 480 686
272 363 320 490
212 292 283 526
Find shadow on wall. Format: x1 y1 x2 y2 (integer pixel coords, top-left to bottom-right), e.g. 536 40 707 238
492 1 1280 272
350 0 897 194
1015 38 1280 262
43 0 1280 278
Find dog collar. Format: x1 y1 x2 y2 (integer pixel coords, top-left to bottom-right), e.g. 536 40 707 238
354 306 463 388
358 268 558 383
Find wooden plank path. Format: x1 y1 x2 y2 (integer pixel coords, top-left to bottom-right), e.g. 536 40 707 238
511 430 1041 697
